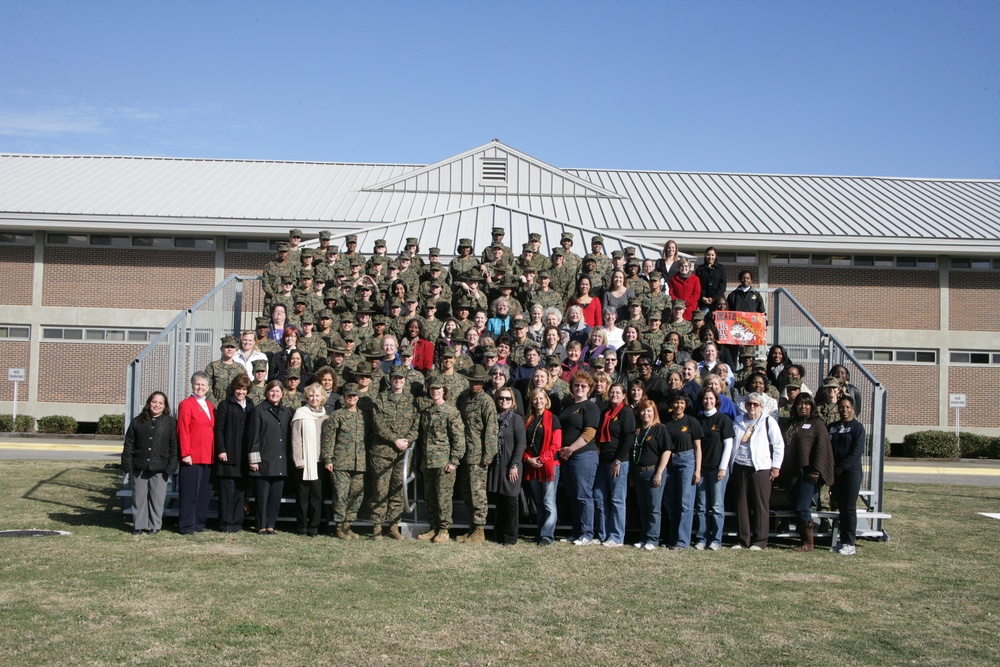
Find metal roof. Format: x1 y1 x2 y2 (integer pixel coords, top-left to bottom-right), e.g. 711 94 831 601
1 140 998 253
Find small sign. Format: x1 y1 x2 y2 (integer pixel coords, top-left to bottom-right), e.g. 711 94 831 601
8 368 25 382
949 393 967 408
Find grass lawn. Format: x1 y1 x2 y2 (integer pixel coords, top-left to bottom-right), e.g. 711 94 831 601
1 460 998 666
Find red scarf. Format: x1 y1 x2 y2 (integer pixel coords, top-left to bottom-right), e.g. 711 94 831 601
599 401 626 443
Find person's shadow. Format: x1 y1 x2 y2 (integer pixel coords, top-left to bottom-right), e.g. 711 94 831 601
22 465 123 529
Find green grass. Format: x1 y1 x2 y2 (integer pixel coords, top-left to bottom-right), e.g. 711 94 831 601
1 460 999 666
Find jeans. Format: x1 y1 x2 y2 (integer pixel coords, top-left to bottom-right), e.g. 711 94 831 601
563 449 599 541
593 460 630 543
792 475 822 523
633 465 666 545
833 469 862 546
694 469 728 546
663 449 697 548
529 466 560 544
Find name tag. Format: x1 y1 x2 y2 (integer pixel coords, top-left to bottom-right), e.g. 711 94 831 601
802 424 812 430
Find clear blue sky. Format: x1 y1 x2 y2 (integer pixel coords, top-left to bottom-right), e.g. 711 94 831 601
1 1 997 178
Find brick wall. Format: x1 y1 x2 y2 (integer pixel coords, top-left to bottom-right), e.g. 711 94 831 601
947 366 1000 428
224 251 270 277
0 245 35 306
37 342 147 404
42 248 215 310
865 362 939 426
949 271 1000 332
0 341 30 401
768 267 938 329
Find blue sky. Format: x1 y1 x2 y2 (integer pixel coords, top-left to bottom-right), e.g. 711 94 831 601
1 1 997 178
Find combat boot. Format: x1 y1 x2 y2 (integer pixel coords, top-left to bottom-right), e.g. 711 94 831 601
371 524 383 541
416 529 436 541
344 522 361 540
335 522 351 540
793 520 815 552
431 530 451 544
464 525 486 544
387 524 405 540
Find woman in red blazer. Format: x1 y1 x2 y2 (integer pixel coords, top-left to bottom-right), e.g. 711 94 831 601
177 371 217 534
402 318 435 373
668 258 702 321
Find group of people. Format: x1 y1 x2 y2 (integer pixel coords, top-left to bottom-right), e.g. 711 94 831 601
121 229 867 553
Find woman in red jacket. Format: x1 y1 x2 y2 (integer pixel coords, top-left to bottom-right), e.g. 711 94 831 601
402 318 435 373
566 275 603 328
177 371 217 534
524 388 562 546
668 258 702 321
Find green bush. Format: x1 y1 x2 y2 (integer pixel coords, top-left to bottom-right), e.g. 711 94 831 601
959 433 995 459
97 414 126 436
0 414 36 432
903 430 960 459
37 415 78 435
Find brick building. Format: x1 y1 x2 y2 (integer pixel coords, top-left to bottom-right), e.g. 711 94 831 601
1 140 997 439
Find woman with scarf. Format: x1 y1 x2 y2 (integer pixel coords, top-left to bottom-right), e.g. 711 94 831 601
291 383 330 537
593 384 636 547
581 326 610 368
488 386 526 545
523 388 562 546
630 399 673 550
780 392 835 552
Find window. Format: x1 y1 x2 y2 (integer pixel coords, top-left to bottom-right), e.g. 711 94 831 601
174 237 215 250
46 233 88 245
90 235 131 247
770 253 938 268
42 327 160 343
851 348 938 364
228 238 279 252
949 351 1000 365
132 236 174 248
951 257 999 270
717 252 759 265
47 233 214 249
0 232 34 244
0 325 30 340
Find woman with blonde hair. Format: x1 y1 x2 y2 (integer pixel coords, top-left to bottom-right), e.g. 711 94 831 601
291 383 330 537
655 239 680 278
524 388 563 546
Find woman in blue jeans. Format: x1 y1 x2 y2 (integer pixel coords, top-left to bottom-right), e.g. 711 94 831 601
631 399 673 551
523 389 562 546
593 384 635 547
780 393 834 552
557 372 602 546
694 387 734 551
661 395 703 549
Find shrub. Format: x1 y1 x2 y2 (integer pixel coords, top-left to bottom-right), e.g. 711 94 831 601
0 414 11 432
37 415 78 435
0 414 36 432
959 433 995 459
903 430 959 459
97 413 126 436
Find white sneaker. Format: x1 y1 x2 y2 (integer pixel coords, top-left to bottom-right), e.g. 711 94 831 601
708 542 722 551
731 544 744 550
748 545 763 551
572 537 594 546
693 541 706 551
838 544 856 556
633 541 645 549
831 542 843 553
643 543 657 551
602 540 623 548
559 537 574 544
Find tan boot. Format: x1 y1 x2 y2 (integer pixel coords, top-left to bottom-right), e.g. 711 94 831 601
387 524 404 541
431 529 451 543
464 525 486 544
793 520 815 552
335 522 351 540
416 529 436 541
371 524 383 541
344 522 361 540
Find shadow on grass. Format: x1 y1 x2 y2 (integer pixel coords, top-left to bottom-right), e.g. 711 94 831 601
21 465 123 529
885 485 1000 502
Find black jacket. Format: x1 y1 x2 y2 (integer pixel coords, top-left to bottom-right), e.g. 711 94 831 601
214 394 254 478
122 415 179 475
247 400 293 477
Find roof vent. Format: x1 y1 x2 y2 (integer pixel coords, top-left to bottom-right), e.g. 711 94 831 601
479 158 508 187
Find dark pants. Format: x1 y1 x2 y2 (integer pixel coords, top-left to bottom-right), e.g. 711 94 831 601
255 477 284 530
792 476 823 524
295 470 324 535
833 469 862 546
731 464 771 548
178 464 212 534
217 476 246 532
490 493 520 545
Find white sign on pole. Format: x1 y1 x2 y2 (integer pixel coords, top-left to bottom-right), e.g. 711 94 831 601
949 394 967 408
8 368 25 382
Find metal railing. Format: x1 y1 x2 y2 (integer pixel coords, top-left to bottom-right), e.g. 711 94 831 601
125 275 264 422
772 287 889 535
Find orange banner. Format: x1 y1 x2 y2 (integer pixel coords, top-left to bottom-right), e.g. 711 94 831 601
714 311 766 346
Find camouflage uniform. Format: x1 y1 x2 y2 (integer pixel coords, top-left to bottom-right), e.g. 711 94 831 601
642 291 672 321
419 401 466 532
262 256 298 298
626 275 650 296
298 334 327 365
654 362 684 381
584 252 611 288
663 319 693 338
321 406 371 523
248 383 267 406
562 249 582 276
281 391 304 411
368 389 420 525
529 287 565 312
549 264 576 300
455 389 498 526
426 370 469 406
817 402 840 426
204 360 245 407
641 329 667 357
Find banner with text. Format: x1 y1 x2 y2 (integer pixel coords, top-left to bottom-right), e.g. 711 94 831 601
714 311 766 346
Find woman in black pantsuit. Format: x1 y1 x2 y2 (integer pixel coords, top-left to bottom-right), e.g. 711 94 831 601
214 374 254 533
247 380 293 535
488 386 526 545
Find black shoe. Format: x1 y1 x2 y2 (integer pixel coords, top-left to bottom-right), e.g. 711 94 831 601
132 530 143 536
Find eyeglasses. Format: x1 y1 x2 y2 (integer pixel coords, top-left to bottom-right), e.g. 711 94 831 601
498 396 513 402
746 402 761 407
572 383 590 389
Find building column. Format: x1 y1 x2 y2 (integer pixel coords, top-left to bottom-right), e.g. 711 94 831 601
938 257 950 429
28 232 45 402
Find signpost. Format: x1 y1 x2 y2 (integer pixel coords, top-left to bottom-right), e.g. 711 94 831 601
8 368 26 423
949 393 967 441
